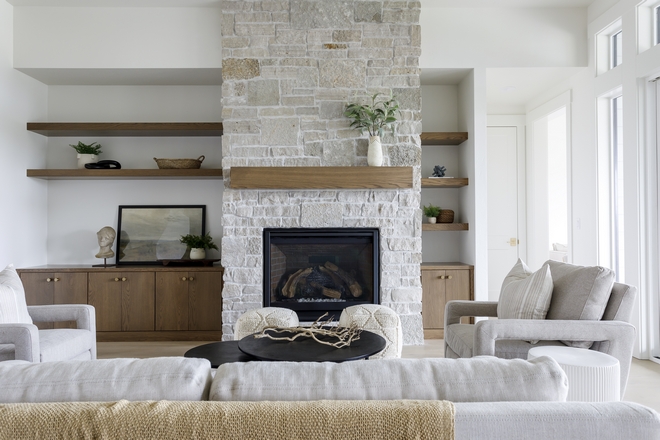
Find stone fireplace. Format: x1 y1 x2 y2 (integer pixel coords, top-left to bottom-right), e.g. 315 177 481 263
220 0 423 344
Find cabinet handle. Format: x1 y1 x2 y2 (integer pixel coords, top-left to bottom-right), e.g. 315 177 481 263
447 275 453 280
121 277 127 282
188 277 194 281
182 277 188 281
114 278 120 282
46 278 52 282
54 277 60 282
438 275 445 279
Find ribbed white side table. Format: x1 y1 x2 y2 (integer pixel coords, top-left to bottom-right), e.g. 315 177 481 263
528 346 620 402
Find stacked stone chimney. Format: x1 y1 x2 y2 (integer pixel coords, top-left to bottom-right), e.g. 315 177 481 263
220 0 423 343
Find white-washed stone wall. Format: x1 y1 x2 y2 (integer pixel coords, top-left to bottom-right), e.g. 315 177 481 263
221 0 423 344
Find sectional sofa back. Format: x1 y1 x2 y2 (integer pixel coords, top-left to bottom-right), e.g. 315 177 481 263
210 356 568 402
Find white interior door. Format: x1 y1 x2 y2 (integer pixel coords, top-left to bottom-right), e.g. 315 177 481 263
487 125 522 301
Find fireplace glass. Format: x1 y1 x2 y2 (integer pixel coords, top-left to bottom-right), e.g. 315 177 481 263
263 228 379 321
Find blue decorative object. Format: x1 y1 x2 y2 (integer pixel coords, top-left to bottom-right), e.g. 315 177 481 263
432 165 446 177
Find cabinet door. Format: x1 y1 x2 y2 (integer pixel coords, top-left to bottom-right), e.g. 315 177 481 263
155 272 189 331
121 272 155 331
88 273 122 332
421 270 446 330
445 270 472 324
188 272 223 331
20 272 87 329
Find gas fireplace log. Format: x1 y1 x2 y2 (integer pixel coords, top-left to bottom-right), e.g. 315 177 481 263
323 261 363 298
283 267 313 298
310 282 342 299
319 266 347 292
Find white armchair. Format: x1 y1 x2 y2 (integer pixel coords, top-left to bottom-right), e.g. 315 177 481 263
0 264 96 363
0 304 97 362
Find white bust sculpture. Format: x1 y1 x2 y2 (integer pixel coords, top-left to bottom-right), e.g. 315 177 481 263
95 226 116 259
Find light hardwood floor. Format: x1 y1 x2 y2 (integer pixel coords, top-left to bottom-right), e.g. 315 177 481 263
97 339 660 413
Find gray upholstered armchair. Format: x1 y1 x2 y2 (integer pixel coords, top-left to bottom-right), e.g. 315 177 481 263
0 304 97 362
444 261 637 398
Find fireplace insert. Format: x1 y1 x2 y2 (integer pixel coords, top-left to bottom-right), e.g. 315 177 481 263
263 228 380 321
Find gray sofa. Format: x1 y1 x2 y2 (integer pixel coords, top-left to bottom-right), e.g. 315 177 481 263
1 356 659 439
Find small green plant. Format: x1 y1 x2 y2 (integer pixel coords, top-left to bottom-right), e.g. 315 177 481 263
70 141 103 155
344 92 399 138
180 232 218 250
423 204 441 218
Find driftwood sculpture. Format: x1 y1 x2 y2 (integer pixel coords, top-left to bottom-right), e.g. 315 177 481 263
253 313 363 348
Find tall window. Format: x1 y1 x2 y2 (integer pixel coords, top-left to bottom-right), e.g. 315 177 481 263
656 5 660 45
612 95 625 282
547 108 568 262
611 30 623 68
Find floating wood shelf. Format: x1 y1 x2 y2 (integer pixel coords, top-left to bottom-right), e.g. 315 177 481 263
26 169 223 180
421 178 468 188
230 166 413 189
420 132 468 145
422 223 469 231
26 122 224 137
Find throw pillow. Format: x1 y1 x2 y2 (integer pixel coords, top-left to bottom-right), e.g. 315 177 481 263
498 259 554 322
545 260 615 349
0 264 33 324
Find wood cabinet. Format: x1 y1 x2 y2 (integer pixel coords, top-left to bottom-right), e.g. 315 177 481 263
421 262 473 339
18 265 223 341
88 272 155 332
20 271 87 329
155 271 223 331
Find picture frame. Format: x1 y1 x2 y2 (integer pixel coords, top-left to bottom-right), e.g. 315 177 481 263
116 205 206 265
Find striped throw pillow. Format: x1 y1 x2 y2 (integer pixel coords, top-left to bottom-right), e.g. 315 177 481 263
0 264 33 324
497 259 553 322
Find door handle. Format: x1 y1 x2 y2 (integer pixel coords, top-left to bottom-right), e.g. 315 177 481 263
509 238 519 246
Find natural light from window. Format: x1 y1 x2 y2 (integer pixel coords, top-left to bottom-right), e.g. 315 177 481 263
547 108 568 263
611 30 623 68
612 96 625 282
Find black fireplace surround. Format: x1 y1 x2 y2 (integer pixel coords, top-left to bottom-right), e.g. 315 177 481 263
263 228 380 321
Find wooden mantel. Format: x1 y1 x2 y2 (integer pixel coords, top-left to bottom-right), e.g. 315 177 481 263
229 166 413 189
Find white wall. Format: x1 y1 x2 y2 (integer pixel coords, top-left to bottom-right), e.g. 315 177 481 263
44 85 223 265
0 1 49 268
420 6 588 69
13 7 222 69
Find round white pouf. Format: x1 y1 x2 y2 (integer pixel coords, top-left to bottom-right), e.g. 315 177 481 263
234 307 299 340
338 304 402 359
528 346 620 402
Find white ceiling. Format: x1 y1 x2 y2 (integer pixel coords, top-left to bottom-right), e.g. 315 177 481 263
6 0 220 6
421 0 595 7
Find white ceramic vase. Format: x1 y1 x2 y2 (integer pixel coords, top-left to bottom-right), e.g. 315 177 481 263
428 217 437 224
367 135 383 167
189 248 206 260
77 154 98 169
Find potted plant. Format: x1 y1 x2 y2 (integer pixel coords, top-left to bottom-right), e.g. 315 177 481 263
423 204 440 224
344 92 399 166
70 141 103 169
180 232 218 260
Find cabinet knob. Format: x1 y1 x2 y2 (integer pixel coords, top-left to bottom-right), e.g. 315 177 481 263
114 277 120 282
46 278 52 282
182 277 188 281
54 277 60 282
121 277 127 282
188 277 194 281
447 275 453 280
438 275 445 279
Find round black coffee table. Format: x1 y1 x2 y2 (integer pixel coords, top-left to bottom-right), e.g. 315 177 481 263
237 328 386 362
184 341 257 367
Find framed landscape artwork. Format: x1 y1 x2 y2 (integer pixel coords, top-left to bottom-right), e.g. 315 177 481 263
116 205 206 265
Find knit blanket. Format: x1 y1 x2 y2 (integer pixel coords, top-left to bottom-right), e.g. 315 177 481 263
0 399 454 440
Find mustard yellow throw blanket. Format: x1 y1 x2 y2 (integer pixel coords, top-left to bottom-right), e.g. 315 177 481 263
0 399 454 440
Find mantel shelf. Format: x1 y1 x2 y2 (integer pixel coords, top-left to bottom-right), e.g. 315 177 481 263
422 223 469 231
230 166 413 189
421 178 468 188
26 122 224 137
26 169 223 180
420 132 468 145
